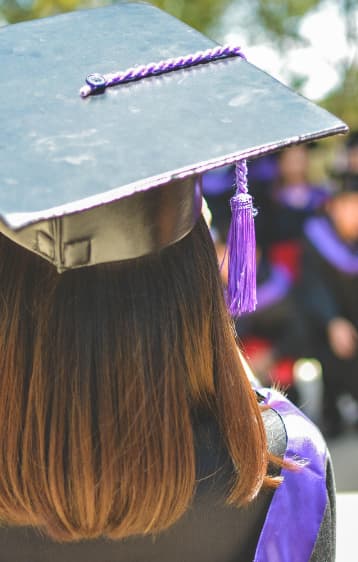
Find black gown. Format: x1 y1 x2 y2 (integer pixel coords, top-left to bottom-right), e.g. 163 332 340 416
0 406 335 562
300 216 358 428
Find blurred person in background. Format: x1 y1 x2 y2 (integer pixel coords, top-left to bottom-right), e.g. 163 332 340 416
203 164 308 399
236 245 307 401
300 191 358 436
332 131 358 193
263 144 331 281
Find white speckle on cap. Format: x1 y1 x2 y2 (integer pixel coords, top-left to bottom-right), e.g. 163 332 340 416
54 155 94 165
228 93 252 107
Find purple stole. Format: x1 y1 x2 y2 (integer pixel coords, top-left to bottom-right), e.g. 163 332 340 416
275 184 329 211
304 216 358 275
254 389 328 562
255 264 292 311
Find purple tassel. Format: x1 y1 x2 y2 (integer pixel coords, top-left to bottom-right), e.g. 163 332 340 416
227 160 257 316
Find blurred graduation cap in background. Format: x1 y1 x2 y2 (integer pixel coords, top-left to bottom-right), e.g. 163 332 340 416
0 1 348 314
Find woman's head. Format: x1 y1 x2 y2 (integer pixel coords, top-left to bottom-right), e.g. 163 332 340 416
0 216 275 542
326 191 358 242
278 145 310 186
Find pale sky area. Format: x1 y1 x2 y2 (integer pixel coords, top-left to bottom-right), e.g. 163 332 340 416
220 0 358 101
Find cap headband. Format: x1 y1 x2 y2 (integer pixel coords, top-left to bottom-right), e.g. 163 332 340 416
2 176 201 273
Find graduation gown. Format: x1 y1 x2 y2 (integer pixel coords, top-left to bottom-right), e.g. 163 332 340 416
0 391 334 562
236 260 306 361
302 216 358 330
265 184 330 245
301 216 358 409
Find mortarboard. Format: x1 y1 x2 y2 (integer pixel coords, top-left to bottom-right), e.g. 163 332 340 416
0 2 348 313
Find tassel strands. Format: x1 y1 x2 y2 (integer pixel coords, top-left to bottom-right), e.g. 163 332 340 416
227 160 257 316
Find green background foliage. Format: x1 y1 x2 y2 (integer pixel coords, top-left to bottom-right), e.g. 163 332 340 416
0 0 232 26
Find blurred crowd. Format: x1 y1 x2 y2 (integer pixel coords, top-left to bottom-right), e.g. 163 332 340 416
204 132 358 437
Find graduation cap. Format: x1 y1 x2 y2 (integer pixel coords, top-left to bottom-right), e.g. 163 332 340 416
0 2 348 315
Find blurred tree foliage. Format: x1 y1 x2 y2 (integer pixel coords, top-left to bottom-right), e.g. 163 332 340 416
151 0 232 32
249 0 358 128
1 0 357 127
0 0 232 26
322 66 358 129
0 0 85 22
256 0 321 42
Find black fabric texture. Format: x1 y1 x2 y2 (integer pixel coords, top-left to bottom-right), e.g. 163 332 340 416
0 406 335 562
300 234 358 423
310 454 336 562
301 236 358 331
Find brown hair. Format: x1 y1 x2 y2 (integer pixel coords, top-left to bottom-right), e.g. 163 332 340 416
0 217 280 542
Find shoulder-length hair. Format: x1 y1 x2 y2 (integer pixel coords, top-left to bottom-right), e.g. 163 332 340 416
0 216 280 542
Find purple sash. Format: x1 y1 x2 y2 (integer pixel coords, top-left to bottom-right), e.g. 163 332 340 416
255 265 292 311
254 388 328 562
304 216 358 274
275 184 329 211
